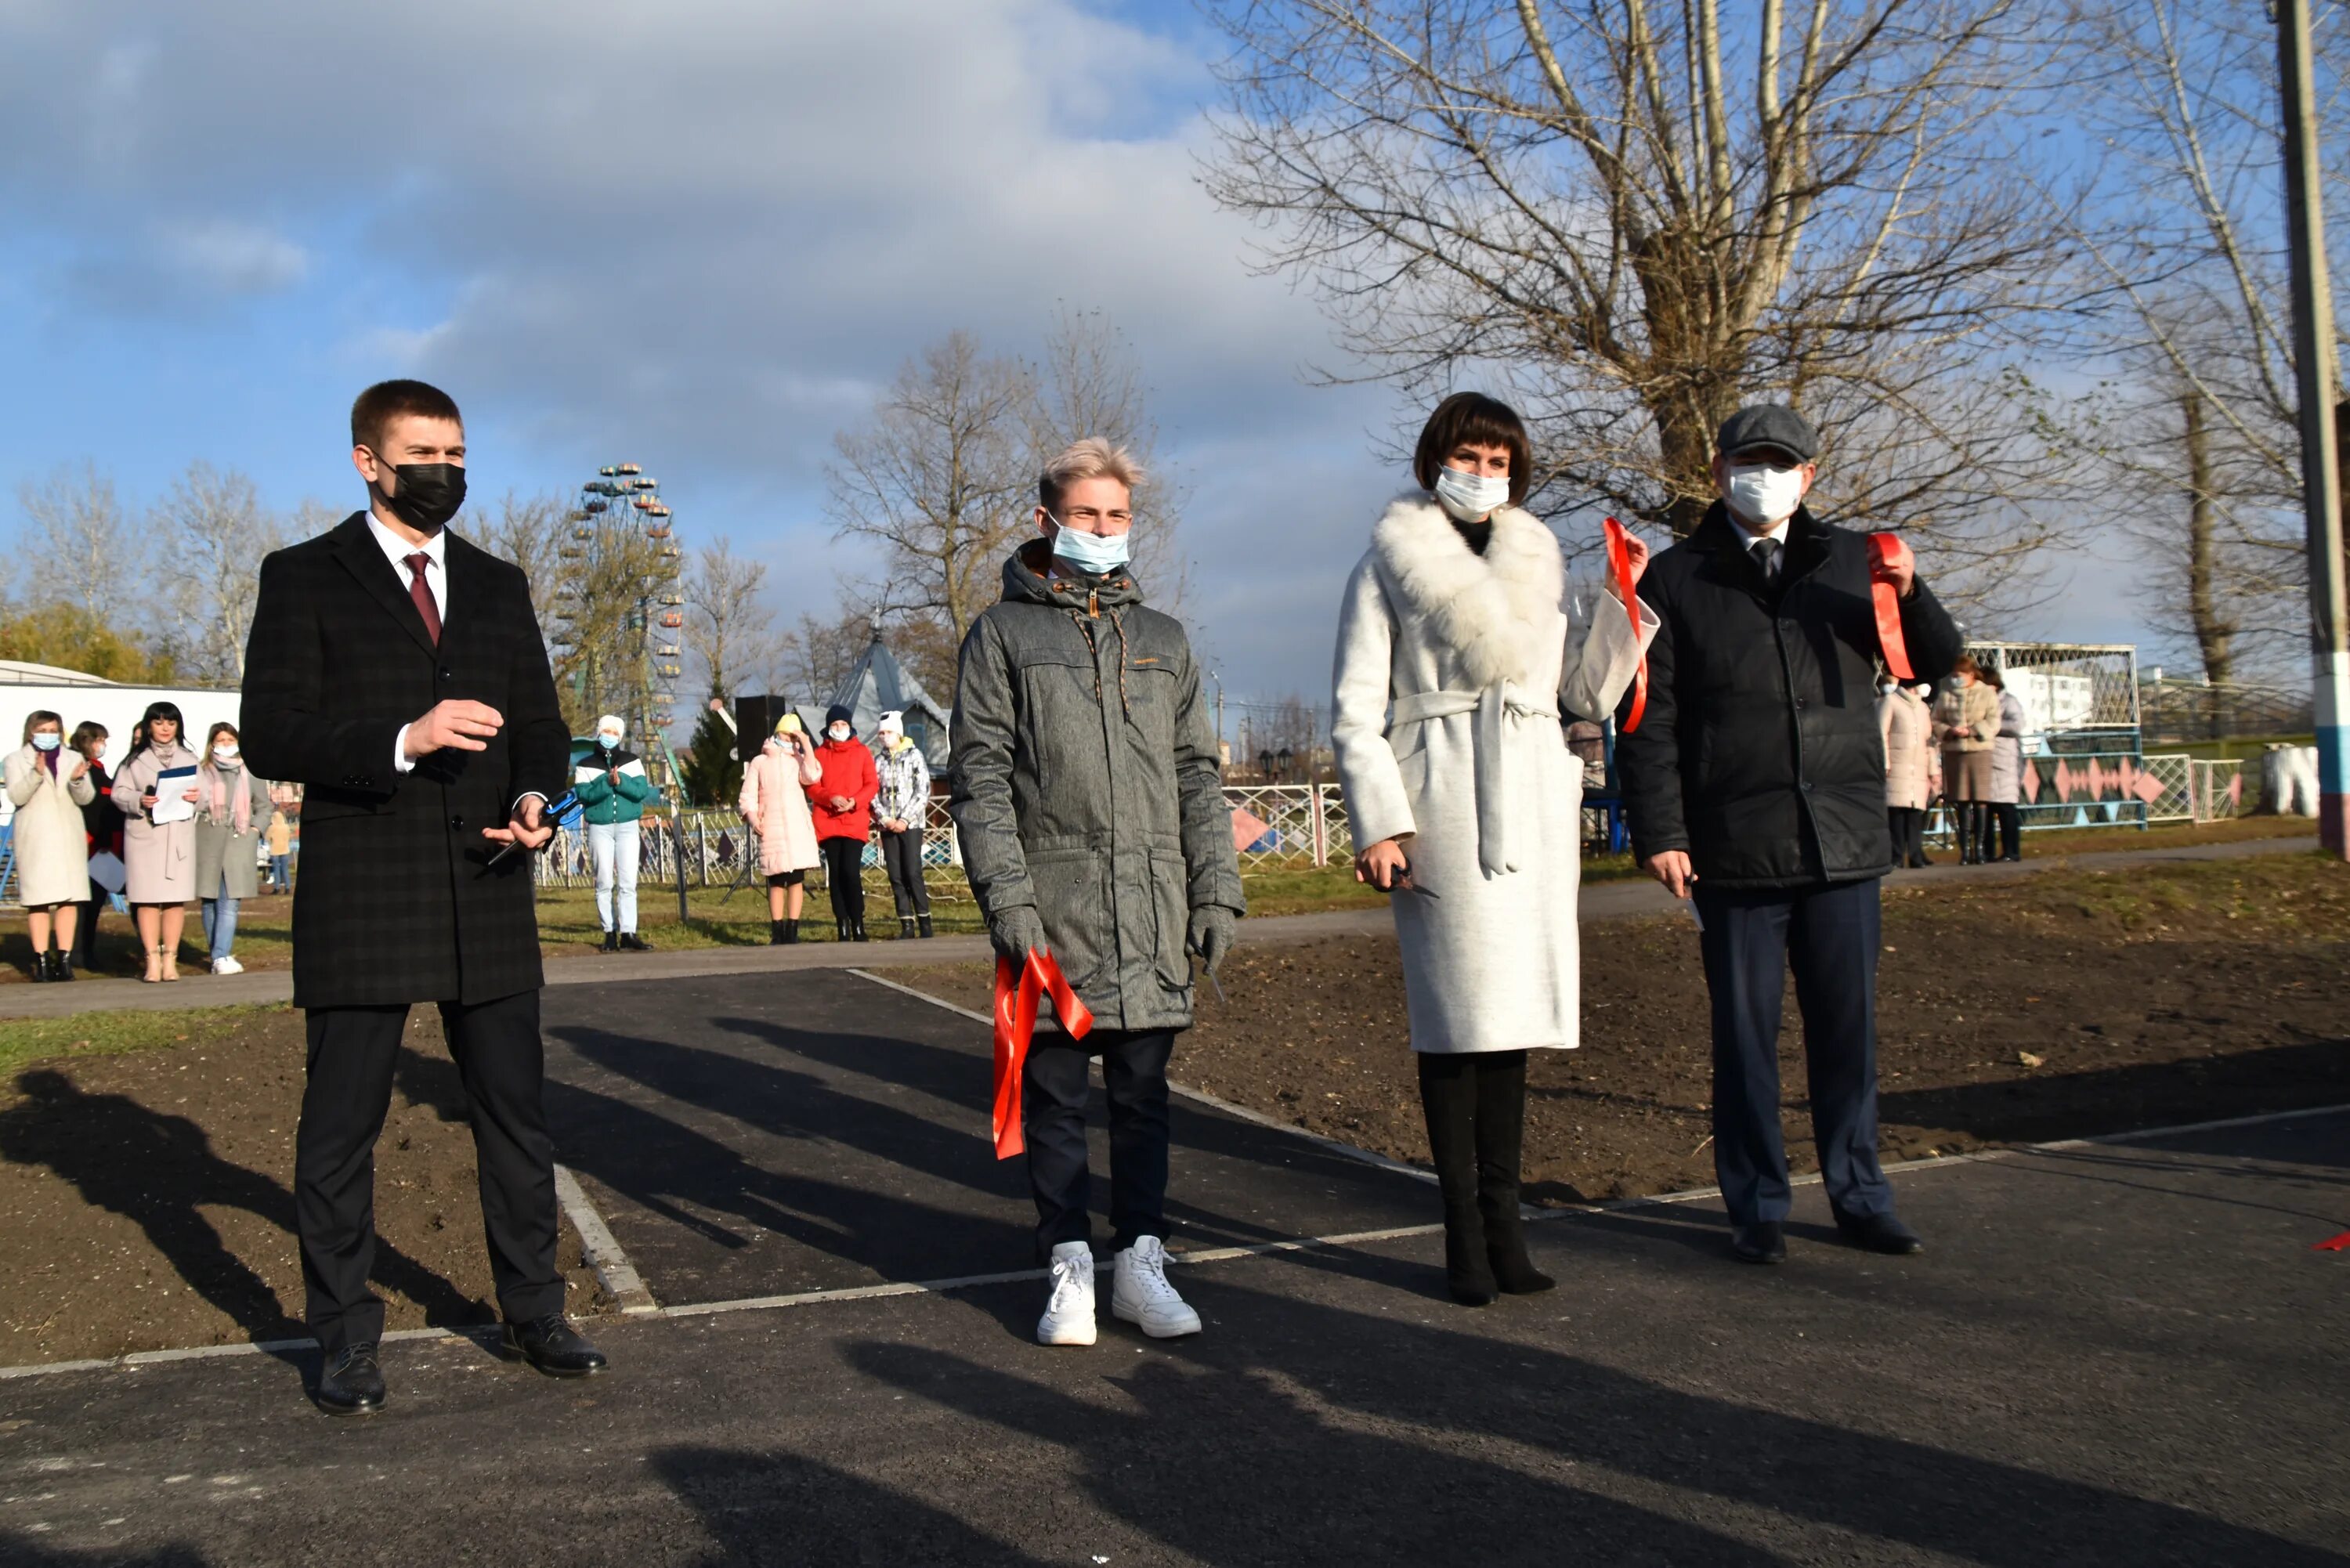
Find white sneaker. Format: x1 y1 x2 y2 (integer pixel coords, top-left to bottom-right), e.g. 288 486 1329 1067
1112 1236 1201 1339
212 956 244 976
1036 1241 1097 1346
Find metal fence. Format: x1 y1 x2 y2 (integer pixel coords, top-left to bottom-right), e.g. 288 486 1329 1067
2141 678 2312 743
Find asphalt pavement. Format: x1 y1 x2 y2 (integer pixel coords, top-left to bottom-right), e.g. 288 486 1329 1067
0 956 2343 1566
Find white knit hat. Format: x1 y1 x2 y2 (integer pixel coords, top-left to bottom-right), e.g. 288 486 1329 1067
876 710 905 736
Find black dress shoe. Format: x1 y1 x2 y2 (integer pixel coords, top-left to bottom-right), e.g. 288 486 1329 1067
619 932 651 952
599 930 620 953
313 1342 386 1416
1730 1222 1787 1264
504 1313 608 1378
1834 1210 1924 1255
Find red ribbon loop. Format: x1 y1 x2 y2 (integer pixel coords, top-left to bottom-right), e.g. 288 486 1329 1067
991 947 1094 1160
1603 517 1648 735
1869 532 1914 682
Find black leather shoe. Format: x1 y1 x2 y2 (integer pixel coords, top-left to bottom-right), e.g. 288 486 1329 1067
52 953 73 982
27 953 48 984
1835 1210 1924 1255
504 1314 608 1378
599 930 620 953
1730 1222 1787 1264
313 1342 386 1416
619 933 650 952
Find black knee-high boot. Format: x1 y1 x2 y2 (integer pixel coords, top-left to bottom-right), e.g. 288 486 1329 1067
1955 803 1975 863
1418 1055 1496 1306
1473 1051 1555 1295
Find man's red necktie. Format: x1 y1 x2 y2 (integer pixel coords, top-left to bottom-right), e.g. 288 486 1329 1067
405 553 441 645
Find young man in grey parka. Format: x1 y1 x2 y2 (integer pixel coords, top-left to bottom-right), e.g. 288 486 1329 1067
949 438 1243 1349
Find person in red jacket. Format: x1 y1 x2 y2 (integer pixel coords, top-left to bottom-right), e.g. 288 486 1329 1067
807 703 879 941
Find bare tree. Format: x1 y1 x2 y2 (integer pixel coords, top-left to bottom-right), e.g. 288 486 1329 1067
775 607 874 704
17 461 129 617
154 461 286 685
1202 0 2078 608
1026 305 1192 608
469 490 572 654
829 333 1036 651
2056 0 2349 680
685 534 779 701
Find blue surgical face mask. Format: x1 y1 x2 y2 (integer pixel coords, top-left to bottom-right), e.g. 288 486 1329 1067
598 732 621 750
1048 516 1131 573
31 733 60 752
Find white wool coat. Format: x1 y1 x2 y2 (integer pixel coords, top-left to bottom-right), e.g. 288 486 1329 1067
5 745 96 907
1332 496 1656 1055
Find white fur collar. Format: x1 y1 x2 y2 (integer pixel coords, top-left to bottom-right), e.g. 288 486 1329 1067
1371 493 1562 688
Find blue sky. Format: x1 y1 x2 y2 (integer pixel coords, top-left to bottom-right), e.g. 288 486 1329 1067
0 0 2147 710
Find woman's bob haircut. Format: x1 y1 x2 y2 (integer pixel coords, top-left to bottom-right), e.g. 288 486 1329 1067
1412 392 1535 506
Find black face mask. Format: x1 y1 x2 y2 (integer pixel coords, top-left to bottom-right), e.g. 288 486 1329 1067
379 462 467 532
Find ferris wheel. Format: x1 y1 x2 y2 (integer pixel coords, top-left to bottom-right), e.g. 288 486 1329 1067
556 461 689 783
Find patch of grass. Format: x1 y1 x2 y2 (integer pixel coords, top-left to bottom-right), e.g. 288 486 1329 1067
1890 848 2348 940
0 1004 289 1078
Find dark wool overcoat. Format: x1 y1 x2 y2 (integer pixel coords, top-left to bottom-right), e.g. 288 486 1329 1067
949 541 1243 1032
1617 502 1965 889
240 513 569 1007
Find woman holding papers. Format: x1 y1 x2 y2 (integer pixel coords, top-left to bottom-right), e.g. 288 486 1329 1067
111 700 203 983
6 710 99 981
1330 393 1656 1307
193 721 273 976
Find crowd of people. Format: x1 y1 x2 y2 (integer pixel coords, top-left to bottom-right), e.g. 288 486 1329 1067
736 702 933 945
7 701 295 981
1879 653 2033 866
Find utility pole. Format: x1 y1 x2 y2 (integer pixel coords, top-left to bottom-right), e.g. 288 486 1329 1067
2278 0 2350 857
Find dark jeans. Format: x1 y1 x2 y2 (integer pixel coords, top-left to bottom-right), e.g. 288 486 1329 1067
295 990 562 1353
1021 1028 1175 1256
878 828 930 918
819 836 866 929
1694 878 1893 1227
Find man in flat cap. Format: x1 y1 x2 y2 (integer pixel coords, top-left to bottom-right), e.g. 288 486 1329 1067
1616 405 1963 1265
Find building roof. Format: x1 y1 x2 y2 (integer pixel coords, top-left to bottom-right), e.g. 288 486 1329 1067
829 619 952 769
0 659 120 686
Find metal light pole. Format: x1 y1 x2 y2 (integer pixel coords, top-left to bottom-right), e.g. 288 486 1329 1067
2278 0 2350 857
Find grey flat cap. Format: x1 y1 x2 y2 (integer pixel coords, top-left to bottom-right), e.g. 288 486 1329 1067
1716 404 1819 461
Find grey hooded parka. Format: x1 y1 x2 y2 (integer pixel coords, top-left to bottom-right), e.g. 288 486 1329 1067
949 541 1243 1032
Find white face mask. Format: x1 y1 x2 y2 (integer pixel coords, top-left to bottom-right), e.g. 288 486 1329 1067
828 724 851 742
213 743 240 762
31 732 60 752
1047 517 1131 573
1725 462 1806 528
1433 466 1512 524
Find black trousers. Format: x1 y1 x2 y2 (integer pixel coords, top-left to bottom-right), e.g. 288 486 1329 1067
819 836 866 929
878 828 930 918
1990 803 2022 859
295 990 562 1353
1021 1028 1174 1256
1693 878 1893 1227
1885 807 1924 866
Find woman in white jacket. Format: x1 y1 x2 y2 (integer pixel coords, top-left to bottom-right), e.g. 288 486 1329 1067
1332 393 1655 1306
6 710 97 981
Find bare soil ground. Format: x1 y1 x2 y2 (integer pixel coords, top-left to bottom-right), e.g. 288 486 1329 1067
0 1006 604 1366
890 852 2350 1205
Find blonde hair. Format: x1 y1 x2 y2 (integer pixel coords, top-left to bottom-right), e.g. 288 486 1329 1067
1039 437 1143 512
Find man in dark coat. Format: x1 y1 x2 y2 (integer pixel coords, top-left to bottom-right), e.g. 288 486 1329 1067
1617 405 1963 1265
951 438 1243 1349
241 379 606 1414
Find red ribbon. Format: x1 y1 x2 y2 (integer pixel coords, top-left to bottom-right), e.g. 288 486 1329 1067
1603 516 1647 735
991 948 1094 1160
1869 532 1915 681
2313 1230 2350 1252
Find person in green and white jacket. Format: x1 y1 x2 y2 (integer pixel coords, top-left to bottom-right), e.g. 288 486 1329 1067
577 714 654 952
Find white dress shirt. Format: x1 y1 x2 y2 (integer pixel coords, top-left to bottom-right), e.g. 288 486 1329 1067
374 515 448 779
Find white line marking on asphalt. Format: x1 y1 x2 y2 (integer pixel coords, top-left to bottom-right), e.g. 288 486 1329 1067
555 1163 659 1315
2 1101 2341 1383
844 967 1437 1184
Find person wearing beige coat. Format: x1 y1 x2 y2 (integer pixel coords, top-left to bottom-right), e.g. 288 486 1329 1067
110 701 204 983
6 711 98 980
1878 680 1936 869
738 717 824 943
1932 655 2002 863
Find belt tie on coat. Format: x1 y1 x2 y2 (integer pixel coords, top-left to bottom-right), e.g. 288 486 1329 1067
1388 683 1559 877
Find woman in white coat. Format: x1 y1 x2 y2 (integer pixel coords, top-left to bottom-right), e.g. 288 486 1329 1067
6 710 97 981
1332 393 1655 1306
